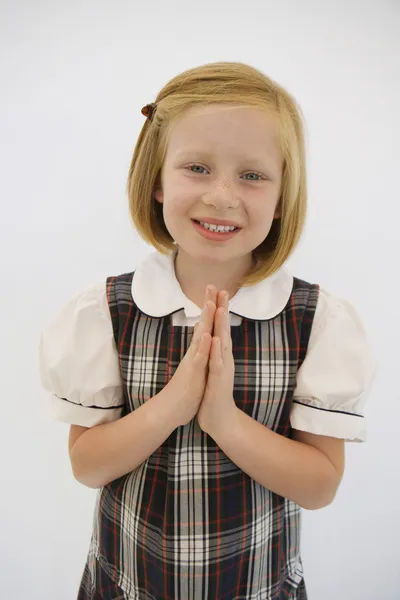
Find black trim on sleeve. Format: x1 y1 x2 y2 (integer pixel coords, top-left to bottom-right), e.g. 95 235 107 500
292 399 363 418
55 394 125 410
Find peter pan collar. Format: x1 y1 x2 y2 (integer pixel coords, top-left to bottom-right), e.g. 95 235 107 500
131 248 294 321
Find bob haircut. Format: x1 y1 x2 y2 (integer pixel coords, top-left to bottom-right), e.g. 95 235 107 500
127 61 308 288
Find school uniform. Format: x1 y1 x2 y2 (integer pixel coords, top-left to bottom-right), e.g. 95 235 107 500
39 248 375 599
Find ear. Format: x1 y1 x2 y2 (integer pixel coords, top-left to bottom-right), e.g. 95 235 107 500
273 203 281 219
154 188 164 204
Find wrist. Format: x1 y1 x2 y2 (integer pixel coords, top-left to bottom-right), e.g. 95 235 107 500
207 405 242 441
147 390 181 433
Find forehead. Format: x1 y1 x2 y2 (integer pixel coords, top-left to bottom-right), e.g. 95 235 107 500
165 104 282 166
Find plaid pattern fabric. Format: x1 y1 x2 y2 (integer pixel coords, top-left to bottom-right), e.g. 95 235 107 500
78 271 319 600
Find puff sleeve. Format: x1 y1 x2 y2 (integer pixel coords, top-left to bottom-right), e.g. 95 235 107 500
38 281 125 427
290 289 376 442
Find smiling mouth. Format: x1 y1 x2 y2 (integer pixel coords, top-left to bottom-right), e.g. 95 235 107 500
192 219 240 232
191 219 242 242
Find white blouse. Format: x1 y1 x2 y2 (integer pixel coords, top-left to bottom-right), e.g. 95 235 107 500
38 250 376 442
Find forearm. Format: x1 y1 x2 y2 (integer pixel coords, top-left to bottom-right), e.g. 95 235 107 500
71 390 179 489
208 407 340 510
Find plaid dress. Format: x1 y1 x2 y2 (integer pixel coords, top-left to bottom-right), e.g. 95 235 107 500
77 269 319 600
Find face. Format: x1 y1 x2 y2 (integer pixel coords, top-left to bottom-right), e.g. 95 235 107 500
154 104 283 268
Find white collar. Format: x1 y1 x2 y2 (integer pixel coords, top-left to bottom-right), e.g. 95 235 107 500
131 249 294 321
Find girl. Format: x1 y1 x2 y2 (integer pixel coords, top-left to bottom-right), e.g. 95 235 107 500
39 62 375 599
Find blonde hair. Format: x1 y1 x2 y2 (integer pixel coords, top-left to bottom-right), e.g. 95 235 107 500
127 61 308 287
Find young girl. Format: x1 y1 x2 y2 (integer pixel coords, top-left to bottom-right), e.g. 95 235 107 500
39 62 375 599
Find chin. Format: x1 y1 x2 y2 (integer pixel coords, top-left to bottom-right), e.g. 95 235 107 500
182 246 248 265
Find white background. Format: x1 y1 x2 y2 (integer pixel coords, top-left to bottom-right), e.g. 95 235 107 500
1 1 399 598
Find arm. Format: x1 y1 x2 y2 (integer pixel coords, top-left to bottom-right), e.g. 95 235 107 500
208 408 344 510
69 297 216 490
69 390 180 489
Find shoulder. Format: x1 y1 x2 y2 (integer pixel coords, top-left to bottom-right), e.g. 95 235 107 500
289 267 367 331
312 286 368 337
39 280 111 346
60 279 108 310
302 285 376 392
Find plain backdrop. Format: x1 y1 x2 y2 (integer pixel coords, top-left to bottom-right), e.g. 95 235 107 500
1 1 399 598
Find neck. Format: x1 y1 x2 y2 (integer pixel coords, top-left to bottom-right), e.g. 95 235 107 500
173 247 254 309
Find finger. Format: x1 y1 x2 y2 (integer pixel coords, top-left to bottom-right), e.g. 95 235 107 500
210 336 223 370
190 321 201 354
221 293 231 334
225 307 233 353
194 321 204 343
191 321 209 354
193 332 212 366
217 290 223 309
206 284 218 307
202 299 216 336
217 290 228 309
218 306 232 355
203 285 216 310
215 306 225 341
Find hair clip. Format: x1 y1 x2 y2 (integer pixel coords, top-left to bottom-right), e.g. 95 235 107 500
141 103 157 121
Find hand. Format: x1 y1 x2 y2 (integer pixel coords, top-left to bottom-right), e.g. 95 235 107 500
197 288 238 436
162 287 216 427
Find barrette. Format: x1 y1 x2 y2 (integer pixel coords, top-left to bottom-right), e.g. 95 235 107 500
141 103 157 121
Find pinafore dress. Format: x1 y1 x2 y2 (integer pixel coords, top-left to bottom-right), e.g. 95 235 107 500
77 270 318 600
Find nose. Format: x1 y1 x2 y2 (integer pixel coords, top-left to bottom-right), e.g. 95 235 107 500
202 181 239 210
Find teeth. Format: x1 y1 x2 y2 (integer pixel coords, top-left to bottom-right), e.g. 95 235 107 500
198 221 237 233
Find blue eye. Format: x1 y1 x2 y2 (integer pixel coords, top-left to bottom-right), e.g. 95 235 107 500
187 164 264 181
189 165 206 174
244 172 262 181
